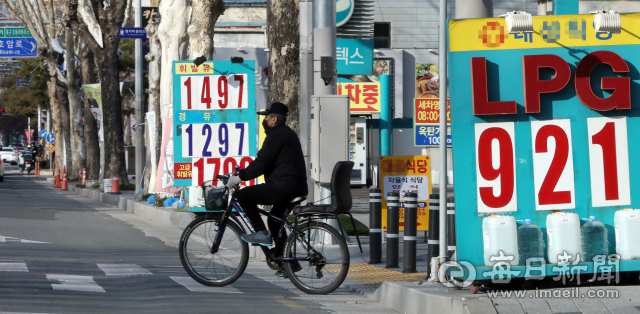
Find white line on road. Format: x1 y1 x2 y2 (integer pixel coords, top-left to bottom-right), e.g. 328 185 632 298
169 276 242 293
46 274 106 293
0 235 50 244
97 264 152 276
0 262 28 272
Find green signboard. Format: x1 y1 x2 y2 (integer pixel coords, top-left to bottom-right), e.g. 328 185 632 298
0 28 34 38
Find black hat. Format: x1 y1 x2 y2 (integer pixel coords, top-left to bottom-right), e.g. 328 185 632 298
257 102 289 115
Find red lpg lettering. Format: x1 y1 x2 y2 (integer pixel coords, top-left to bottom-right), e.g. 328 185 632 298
523 55 571 113
575 51 631 111
471 57 518 115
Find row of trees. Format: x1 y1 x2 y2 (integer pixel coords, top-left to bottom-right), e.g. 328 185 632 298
3 0 301 194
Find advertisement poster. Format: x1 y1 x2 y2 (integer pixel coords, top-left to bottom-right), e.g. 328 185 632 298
415 63 439 98
414 98 451 147
146 111 157 192
380 155 431 231
152 105 181 194
82 84 104 142
24 129 33 143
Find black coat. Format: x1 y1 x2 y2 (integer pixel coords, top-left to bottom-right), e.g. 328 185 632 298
238 124 307 192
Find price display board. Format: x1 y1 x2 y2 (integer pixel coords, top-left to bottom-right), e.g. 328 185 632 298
173 60 257 195
449 13 640 279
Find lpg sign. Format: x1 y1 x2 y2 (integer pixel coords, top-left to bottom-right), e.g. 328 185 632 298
449 13 640 275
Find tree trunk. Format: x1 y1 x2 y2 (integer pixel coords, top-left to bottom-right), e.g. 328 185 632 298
158 0 191 123
79 38 100 180
67 29 86 180
267 0 300 133
145 19 162 194
95 48 129 184
187 0 224 60
56 84 72 174
48 77 63 173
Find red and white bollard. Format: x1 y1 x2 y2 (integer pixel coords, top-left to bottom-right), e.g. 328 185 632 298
82 168 86 185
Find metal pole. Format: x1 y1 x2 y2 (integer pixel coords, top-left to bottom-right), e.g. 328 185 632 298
300 0 315 202
312 0 336 96
369 188 382 264
386 192 399 268
403 192 418 273
438 0 448 261
37 106 41 139
134 0 144 193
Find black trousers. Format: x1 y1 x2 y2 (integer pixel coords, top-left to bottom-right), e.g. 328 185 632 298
234 182 307 254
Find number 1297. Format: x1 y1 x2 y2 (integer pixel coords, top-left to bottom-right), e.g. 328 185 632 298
182 123 249 159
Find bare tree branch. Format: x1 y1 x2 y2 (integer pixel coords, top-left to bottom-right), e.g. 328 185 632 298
0 0 45 45
78 0 104 48
121 0 132 27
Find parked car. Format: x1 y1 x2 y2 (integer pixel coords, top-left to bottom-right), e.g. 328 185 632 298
0 158 4 182
0 147 19 165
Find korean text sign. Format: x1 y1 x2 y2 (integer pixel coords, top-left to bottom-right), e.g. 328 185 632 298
380 156 431 231
449 13 640 272
337 82 381 113
172 60 257 193
414 98 451 147
336 38 373 75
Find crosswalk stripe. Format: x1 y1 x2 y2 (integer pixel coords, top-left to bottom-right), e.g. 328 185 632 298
46 274 105 293
97 264 152 276
0 235 49 244
169 276 242 293
0 262 28 272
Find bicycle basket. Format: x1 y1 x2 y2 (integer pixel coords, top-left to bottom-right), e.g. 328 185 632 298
204 186 228 210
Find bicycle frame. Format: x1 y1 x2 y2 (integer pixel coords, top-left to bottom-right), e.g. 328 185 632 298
210 188 320 263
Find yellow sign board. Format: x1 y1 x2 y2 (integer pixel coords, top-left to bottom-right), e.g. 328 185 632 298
46 144 55 154
174 62 215 75
380 155 431 231
449 13 640 52
337 82 381 113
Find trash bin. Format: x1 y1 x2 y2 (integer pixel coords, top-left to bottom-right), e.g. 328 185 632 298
103 179 113 193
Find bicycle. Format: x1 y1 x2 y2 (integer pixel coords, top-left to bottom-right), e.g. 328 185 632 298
179 162 357 295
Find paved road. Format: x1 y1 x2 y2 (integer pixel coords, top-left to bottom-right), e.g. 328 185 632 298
0 166 395 314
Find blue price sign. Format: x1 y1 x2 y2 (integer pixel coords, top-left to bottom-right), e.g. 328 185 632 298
0 38 37 58
173 60 257 189
414 124 451 147
336 38 373 75
118 27 147 38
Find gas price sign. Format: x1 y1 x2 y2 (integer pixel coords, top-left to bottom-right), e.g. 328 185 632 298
173 61 257 190
449 13 640 274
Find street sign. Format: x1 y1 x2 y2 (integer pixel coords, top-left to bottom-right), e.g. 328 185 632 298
46 144 54 154
449 13 640 277
414 98 451 147
0 38 37 57
39 130 47 138
379 155 431 231
172 60 257 191
2 28 33 38
336 38 373 75
45 133 54 144
118 28 147 39
336 0 355 27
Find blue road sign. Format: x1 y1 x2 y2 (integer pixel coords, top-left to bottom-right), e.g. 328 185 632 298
45 132 54 144
39 130 47 138
118 28 147 39
0 38 37 57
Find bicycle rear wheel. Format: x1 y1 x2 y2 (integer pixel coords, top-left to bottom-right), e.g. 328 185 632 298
283 220 350 294
179 215 249 286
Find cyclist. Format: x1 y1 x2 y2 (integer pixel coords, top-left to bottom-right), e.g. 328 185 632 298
226 102 307 276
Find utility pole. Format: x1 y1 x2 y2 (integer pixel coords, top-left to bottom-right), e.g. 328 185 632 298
134 0 144 195
436 0 449 272
312 0 336 204
300 0 314 202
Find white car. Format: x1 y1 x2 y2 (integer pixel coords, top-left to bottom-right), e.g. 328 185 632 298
0 158 4 182
0 147 19 165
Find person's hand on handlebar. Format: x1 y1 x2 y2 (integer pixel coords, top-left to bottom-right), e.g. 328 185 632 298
226 175 242 188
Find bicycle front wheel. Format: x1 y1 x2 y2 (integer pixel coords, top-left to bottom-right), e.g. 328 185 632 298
283 221 350 294
179 215 249 286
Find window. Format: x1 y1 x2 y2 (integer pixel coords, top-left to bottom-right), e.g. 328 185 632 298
374 23 391 49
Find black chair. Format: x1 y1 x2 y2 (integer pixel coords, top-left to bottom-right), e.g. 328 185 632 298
293 161 362 252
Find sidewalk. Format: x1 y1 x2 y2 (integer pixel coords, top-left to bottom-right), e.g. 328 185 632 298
40 178 640 314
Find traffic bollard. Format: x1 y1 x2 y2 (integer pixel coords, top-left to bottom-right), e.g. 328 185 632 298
386 192 400 268
428 194 440 261
447 196 456 259
369 188 383 264
403 192 418 273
